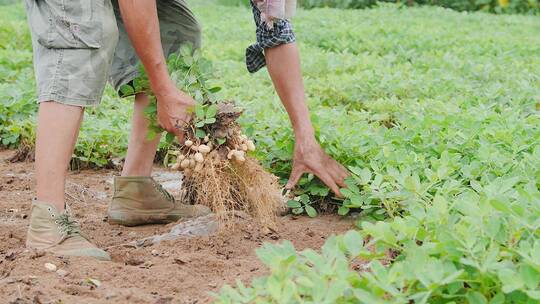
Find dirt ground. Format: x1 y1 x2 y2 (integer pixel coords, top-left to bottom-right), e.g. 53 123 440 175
0 149 355 304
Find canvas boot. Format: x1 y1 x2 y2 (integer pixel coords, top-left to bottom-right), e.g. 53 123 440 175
108 176 212 226
26 200 111 261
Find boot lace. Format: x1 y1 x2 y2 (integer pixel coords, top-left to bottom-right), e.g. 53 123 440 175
154 182 175 203
56 213 82 237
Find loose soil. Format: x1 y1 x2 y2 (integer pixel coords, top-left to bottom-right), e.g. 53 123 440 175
0 149 354 304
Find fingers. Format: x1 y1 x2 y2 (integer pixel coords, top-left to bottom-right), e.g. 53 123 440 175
286 144 349 198
285 164 305 190
288 163 344 197
316 170 342 197
317 154 349 190
161 122 183 143
169 115 191 143
330 160 349 189
308 162 342 197
335 160 350 177
335 175 347 189
173 129 184 143
329 165 348 189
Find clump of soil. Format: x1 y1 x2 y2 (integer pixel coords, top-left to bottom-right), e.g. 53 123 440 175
6 142 34 163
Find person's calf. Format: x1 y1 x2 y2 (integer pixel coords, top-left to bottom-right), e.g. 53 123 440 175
122 93 160 177
35 101 84 211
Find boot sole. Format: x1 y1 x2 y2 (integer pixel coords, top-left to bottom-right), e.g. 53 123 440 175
107 211 181 227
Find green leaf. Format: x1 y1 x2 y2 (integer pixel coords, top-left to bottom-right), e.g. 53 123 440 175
183 56 193 67
217 137 226 145
305 205 317 217
358 168 372 185
343 230 363 256
489 199 511 213
119 84 134 96
447 282 463 295
195 105 205 119
143 104 157 116
498 268 524 293
404 175 419 192
338 206 350 216
298 176 310 186
287 200 301 208
489 293 505 304
206 104 218 118
466 291 487 304
165 132 175 144
344 178 360 193
194 90 203 102
292 207 304 215
526 290 540 300
195 129 206 138
520 264 540 289
209 86 221 93
146 129 157 141
179 44 192 57
340 188 355 198
470 180 483 192
186 75 197 85
132 78 144 91
204 117 216 124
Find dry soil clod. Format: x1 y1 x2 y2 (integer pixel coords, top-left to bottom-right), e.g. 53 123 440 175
44 263 57 272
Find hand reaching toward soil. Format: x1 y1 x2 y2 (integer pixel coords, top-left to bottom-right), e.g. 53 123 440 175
155 86 196 142
286 140 349 197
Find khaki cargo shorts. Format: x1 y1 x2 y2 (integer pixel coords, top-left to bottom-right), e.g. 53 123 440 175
24 0 201 106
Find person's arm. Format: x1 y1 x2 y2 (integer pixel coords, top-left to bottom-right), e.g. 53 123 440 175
118 0 193 140
265 43 349 196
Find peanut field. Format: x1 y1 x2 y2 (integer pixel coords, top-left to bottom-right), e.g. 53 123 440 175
1 0 540 303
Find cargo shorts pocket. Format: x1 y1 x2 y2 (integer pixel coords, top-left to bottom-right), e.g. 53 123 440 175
26 0 103 49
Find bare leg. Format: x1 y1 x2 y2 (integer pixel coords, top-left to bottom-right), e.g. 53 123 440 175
121 93 161 176
35 102 84 211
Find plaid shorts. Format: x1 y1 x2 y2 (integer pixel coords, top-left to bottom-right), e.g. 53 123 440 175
245 1 296 73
